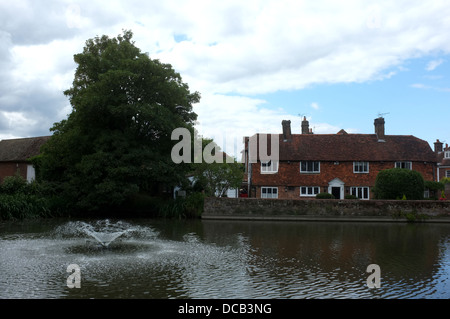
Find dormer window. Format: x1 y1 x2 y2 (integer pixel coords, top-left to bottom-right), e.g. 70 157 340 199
445 151 450 159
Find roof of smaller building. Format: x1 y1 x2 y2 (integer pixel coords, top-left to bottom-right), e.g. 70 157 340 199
0 136 51 162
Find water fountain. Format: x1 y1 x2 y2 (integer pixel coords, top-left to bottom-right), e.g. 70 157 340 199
55 219 158 249
79 220 131 247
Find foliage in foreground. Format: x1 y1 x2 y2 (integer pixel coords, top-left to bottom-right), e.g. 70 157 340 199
0 175 66 220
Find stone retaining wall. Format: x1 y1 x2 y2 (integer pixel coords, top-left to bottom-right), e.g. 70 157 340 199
202 197 450 222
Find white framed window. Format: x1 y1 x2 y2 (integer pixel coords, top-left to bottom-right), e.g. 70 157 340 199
445 151 450 159
300 161 320 173
354 161 369 173
351 187 370 200
261 160 278 173
446 170 450 178
300 186 320 197
261 187 278 198
395 161 412 170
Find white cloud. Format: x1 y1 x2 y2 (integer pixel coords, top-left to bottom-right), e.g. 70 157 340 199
411 83 450 92
426 59 444 71
411 83 430 89
193 93 290 158
311 102 320 110
2 0 450 146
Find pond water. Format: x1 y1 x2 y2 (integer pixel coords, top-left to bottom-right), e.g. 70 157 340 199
1 218 449 299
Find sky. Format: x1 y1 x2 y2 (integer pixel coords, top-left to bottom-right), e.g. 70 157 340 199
1 0 449 159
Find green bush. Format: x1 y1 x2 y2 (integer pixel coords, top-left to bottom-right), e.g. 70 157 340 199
0 193 53 220
158 192 206 218
184 192 206 218
345 194 359 200
0 175 68 220
425 180 445 192
1 174 28 194
316 192 335 199
373 168 425 200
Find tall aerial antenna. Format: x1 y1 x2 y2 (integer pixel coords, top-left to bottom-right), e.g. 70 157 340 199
377 112 390 118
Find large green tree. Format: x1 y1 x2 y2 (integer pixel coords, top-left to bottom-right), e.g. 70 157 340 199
36 30 200 212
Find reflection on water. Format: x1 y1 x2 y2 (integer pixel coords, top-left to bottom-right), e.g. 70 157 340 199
0 218 449 299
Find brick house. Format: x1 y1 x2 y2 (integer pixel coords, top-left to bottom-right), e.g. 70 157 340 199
0 136 51 183
434 139 450 198
243 117 437 199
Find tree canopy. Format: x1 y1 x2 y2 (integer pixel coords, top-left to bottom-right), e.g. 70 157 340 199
35 30 200 212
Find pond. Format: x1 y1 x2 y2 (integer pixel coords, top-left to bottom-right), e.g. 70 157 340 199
1 218 449 299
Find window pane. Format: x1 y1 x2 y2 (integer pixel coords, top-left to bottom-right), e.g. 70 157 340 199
273 188 277 194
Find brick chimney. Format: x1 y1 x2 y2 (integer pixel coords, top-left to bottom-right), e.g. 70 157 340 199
301 117 310 135
434 139 443 153
374 117 385 141
282 120 292 141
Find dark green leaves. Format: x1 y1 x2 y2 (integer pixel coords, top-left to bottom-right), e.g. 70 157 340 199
373 168 425 200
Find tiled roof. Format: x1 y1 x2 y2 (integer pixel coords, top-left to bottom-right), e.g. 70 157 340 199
0 136 51 162
251 133 437 162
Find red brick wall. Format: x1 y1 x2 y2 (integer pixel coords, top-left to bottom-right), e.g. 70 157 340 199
0 162 27 183
251 160 436 199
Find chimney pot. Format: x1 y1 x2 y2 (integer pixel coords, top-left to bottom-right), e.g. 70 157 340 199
302 117 310 134
282 120 292 141
434 139 444 153
374 117 385 141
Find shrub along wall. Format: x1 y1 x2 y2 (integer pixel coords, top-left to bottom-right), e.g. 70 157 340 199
202 197 450 222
